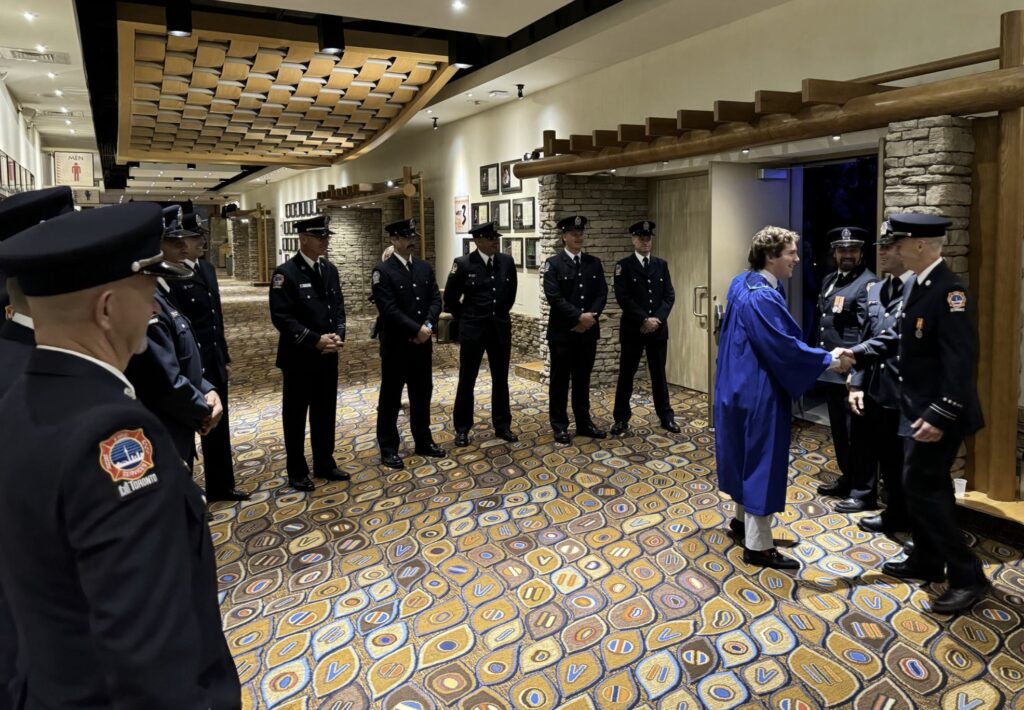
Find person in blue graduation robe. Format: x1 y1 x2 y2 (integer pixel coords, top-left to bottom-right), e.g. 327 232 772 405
714 226 850 569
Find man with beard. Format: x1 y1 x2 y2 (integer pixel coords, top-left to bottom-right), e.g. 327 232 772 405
815 227 876 510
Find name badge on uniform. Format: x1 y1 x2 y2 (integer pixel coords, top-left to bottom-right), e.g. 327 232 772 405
915 317 924 338
831 296 845 313
300 283 312 288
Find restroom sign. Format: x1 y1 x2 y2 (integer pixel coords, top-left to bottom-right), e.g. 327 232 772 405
54 151 94 187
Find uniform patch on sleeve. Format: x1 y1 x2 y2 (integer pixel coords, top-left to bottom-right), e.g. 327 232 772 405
372 270 381 285
614 263 622 276
450 261 458 275
947 290 966 312
541 260 550 274
272 273 285 288
99 429 160 499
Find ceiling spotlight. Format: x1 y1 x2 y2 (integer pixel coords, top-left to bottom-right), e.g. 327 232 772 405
54 89 63 97
741 148 750 155
452 0 466 9
60 106 68 113
64 119 71 125
69 129 75 134
47 72 56 79
432 117 438 130
35 44 46 53
316 14 345 55
516 83 524 100
386 179 395 187
166 0 193 37
610 169 617 173
466 93 473 98
832 135 841 141
23 11 37 21
427 109 433 114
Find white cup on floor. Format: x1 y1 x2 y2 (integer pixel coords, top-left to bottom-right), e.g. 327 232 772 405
953 478 967 499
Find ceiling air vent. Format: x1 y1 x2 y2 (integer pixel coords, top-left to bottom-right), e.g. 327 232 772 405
0 47 72 65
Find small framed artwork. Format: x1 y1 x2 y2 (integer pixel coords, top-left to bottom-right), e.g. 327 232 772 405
480 163 500 195
502 237 523 266
462 237 474 256
512 197 535 231
525 238 539 268
500 160 522 194
454 195 470 234
491 199 511 231
471 202 489 227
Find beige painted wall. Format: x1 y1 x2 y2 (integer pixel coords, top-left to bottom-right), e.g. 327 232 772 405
240 0 1021 320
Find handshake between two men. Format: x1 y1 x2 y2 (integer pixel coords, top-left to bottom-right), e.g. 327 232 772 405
829 347 856 374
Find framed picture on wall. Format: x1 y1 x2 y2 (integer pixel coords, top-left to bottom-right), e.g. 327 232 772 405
502 237 523 265
454 195 470 233
480 163 500 195
491 199 511 231
470 202 489 227
525 238 539 268
500 160 522 194
512 197 535 231
462 237 474 256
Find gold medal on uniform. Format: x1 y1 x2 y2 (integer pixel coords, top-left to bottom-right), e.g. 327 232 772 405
915 317 924 338
832 295 845 313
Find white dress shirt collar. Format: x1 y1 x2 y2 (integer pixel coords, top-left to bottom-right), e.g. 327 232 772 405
564 248 581 261
758 269 779 289
299 251 319 270
36 345 136 399
9 312 34 330
917 257 943 284
393 252 410 269
635 252 651 266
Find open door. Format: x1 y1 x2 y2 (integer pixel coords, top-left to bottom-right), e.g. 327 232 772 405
708 162 792 419
651 174 710 392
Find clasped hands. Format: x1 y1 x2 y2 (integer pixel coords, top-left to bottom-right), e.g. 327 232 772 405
571 312 598 333
639 317 662 335
829 347 855 374
199 390 223 436
316 333 345 353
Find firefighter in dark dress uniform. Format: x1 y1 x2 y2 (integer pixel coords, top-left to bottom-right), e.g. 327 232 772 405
166 213 247 502
372 218 445 469
0 186 75 710
542 215 608 445
848 221 913 534
126 207 222 471
815 227 876 505
268 215 349 491
443 221 519 446
0 203 240 708
610 220 680 435
851 213 988 614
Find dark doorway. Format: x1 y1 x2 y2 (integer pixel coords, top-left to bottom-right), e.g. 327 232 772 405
796 154 879 423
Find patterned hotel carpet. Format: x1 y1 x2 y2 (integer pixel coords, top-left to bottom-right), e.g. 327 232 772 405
202 279 1024 710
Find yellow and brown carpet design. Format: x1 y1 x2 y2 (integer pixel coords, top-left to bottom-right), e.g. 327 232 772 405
203 279 1024 709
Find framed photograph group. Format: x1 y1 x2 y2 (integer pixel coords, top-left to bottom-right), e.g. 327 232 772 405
470 201 489 227
512 197 535 231
479 163 500 195
285 199 317 218
491 200 511 231
500 160 522 194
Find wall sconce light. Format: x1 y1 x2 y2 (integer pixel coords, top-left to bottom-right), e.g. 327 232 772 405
516 83 524 100
432 117 439 130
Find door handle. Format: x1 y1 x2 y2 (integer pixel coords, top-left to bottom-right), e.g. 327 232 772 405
693 285 708 328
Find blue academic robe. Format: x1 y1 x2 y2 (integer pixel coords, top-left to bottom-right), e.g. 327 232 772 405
714 271 831 516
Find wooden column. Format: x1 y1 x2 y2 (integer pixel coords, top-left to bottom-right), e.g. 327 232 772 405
986 10 1024 500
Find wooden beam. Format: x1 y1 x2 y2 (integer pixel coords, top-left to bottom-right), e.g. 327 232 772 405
552 138 572 154
645 117 679 137
543 130 557 157
714 100 756 123
754 90 804 115
569 134 594 152
676 109 717 131
854 47 1000 84
618 124 650 143
514 65 1024 178
592 129 625 148
802 78 896 105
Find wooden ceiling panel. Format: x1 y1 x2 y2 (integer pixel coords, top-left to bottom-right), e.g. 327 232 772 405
116 10 454 166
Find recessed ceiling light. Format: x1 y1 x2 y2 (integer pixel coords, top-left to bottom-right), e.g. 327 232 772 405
35 44 46 53
69 129 75 134
741 148 750 155
452 0 466 9
54 89 63 97
64 119 71 125
23 11 37 22
60 106 68 113
427 109 433 114
47 72 56 79
832 135 841 141
466 93 472 97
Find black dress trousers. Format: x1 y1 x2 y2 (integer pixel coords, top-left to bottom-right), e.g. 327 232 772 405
824 382 853 478
549 338 597 433
282 354 339 477
453 332 512 433
377 343 433 455
612 338 672 424
197 365 236 494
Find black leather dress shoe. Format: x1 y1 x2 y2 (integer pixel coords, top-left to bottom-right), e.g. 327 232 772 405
835 497 874 513
661 419 681 433
315 467 351 482
454 432 470 447
208 487 251 502
554 431 571 445
381 454 404 470
729 518 745 538
932 582 990 614
610 421 629 436
818 481 851 497
415 443 446 458
858 515 887 533
882 560 945 583
903 539 915 555
743 548 799 570
495 429 518 442
289 477 315 492
577 426 607 439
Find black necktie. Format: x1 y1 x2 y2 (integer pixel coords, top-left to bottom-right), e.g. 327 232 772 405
642 257 649 271
573 255 580 270
888 276 902 306
314 260 322 279
486 257 494 273
405 259 412 273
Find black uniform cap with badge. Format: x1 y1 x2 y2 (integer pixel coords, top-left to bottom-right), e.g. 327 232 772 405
557 215 588 233
828 226 868 249
0 186 77 308
884 212 951 240
0 202 192 296
628 220 655 238
469 221 501 240
296 214 331 238
385 217 420 238
161 205 200 240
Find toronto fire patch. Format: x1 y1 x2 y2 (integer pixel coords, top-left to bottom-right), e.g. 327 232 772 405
99 429 159 499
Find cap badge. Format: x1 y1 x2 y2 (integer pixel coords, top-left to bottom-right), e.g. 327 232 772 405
642 221 650 232
841 228 851 239
574 216 582 227
880 221 889 236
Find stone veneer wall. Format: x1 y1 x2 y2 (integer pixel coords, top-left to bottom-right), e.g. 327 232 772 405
323 207 381 319
536 174 650 385
883 115 974 476
207 215 229 270
510 312 541 360
228 218 257 284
